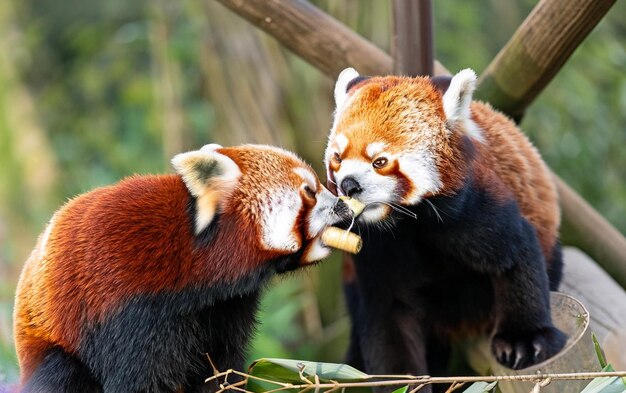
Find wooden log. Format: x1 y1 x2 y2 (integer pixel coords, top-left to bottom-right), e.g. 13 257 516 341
391 0 433 76
556 175 626 288
476 0 617 119
215 0 626 288
214 0 448 79
560 247 626 370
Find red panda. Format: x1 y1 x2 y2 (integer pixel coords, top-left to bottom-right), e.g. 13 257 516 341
14 143 352 393
324 68 566 383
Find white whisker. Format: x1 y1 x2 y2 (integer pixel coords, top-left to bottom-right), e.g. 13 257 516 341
425 199 443 223
388 202 418 219
365 201 417 220
355 221 362 236
346 217 355 232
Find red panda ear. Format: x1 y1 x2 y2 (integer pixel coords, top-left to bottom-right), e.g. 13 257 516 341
334 68 361 109
442 69 477 123
172 145 241 233
441 69 485 141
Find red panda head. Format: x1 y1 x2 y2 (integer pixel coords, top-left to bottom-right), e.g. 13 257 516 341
325 68 481 223
173 144 349 263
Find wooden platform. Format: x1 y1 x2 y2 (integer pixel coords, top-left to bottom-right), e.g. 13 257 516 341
560 247 626 369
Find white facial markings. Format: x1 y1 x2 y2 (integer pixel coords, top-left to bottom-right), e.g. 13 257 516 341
326 120 369 167
303 237 331 263
334 159 398 204
259 176 343 258
293 167 317 192
397 152 442 204
327 138 443 222
307 186 339 238
260 188 302 253
334 134 349 156
324 72 482 224
360 204 391 222
366 142 387 159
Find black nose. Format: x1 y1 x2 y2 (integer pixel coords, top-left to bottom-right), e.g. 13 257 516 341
340 177 362 197
333 199 352 220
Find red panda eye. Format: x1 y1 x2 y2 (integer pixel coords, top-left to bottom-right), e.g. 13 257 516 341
303 184 316 199
333 153 342 164
372 157 388 169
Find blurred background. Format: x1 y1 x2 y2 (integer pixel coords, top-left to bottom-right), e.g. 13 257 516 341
0 0 624 384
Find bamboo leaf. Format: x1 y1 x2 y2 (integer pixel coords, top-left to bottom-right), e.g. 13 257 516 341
462 381 497 393
391 386 409 393
592 332 608 369
247 358 373 393
580 365 626 393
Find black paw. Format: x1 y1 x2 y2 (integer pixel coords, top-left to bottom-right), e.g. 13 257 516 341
491 326 566 369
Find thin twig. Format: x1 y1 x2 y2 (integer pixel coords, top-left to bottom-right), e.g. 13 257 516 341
407 383 427 392
530 377 553 393
206 353 221 376
219 381 248 393
444 381 466 393
205 368 626 393
540 377 552 387
298 363 314 385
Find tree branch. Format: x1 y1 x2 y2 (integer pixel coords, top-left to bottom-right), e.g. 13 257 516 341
214 0 448 78
475 0 617 118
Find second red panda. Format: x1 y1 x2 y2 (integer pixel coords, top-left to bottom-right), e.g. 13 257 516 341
325 68 566 383
14 144 352 393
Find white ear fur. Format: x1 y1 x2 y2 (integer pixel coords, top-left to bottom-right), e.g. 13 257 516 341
199 143 223 153
172 148 240 233
334 67 360 109
442 69 477 123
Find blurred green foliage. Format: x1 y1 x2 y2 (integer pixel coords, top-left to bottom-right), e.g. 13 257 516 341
0 0 624 384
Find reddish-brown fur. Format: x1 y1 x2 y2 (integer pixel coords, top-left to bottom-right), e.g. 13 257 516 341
14 144 333 387
14 175 271 382
470 102 559 257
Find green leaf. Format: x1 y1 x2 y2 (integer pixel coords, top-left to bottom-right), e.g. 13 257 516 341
462 381 497 393
246 358 373 393
592 332 608 369
580 364 626 393
391 386 409 393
